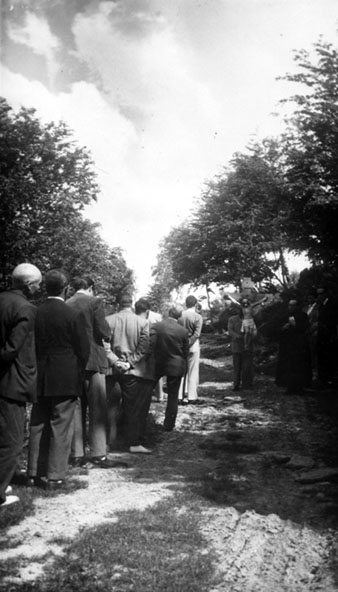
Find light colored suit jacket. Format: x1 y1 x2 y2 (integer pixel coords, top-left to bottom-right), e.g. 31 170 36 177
106 308 150 378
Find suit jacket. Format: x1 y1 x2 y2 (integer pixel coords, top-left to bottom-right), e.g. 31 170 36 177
106 309 150 378
66 292 110 372
35 298 90 398
150 318 189 377
178 308 203 347
0 289 37 403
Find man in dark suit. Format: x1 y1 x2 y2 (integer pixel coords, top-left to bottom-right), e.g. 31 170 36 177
228 305 257 391
0 263 42 506
27 269 90 489
150 303 189 431
67 276 114 468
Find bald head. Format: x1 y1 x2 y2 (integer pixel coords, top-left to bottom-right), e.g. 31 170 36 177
12 263 42 295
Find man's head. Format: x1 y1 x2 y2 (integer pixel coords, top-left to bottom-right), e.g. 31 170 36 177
45 269 68 298
71 276 95 295
316 286 327 304
168 302 184 320
288 299 298 314
185 295 197 309
118 293 133 309
135 298 149 316
12 263 42 296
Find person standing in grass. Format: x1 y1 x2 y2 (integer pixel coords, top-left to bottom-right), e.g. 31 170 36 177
0 263 42 507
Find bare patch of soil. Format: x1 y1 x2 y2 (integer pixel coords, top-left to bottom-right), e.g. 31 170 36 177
1 347 338 591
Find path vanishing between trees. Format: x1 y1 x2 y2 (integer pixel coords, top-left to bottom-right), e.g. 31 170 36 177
1 344 338 591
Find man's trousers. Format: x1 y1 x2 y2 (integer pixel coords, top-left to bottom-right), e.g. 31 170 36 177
0 397 25 503
28 396 77 480
232 352 254 389
71 371 107 459
179 340 200 401
164 376 182 431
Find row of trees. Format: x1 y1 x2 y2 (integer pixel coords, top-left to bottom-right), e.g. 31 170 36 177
0 98 134 301
150 37 338 303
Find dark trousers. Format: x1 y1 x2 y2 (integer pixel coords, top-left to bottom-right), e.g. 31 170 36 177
164 376 182 431
0 397 25 503
119 375 152 447
28 396 77 480
232 352 254 389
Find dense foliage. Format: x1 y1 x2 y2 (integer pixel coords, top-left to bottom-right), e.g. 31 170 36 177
153 35 338 294
0 98 134 299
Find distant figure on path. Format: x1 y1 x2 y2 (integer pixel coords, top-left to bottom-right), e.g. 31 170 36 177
228 302 257 391
276 299 312 395
178 295 203 404
151 303 189 431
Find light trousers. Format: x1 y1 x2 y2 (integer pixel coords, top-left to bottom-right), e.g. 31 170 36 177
179 340 200 401
71 371 107 459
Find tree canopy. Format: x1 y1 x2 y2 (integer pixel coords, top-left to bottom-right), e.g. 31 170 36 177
0 98 134 299
279 38 338 264
154 34 338 293
159 139 291 289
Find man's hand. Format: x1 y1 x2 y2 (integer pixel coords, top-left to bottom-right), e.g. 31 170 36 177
113 360 130 373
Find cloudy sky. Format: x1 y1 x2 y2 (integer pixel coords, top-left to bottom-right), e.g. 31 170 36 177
1 0 338 294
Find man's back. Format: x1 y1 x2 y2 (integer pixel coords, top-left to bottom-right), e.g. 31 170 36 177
151 318 189 376
106 309 149 373
66 292 110 372
36 299 89 398
0 289 37 402
179 308 202 345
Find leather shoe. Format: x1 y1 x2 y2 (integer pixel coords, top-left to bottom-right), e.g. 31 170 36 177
89 456 128 469
70 457 86 468
46 480 64 490
26 476 46 488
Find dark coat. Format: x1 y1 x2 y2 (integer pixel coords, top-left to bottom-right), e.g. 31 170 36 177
35 298 90 398
276 311 312 389
0 289 37 403
150 318 189 377
66 292 110 373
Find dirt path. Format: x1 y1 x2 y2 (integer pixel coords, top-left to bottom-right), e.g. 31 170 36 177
1 354 338 591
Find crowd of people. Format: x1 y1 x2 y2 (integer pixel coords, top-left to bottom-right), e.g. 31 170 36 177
1 263 337 508
0 263 203 507
226 286 338 396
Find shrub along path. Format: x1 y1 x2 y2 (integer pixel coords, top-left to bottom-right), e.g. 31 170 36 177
1 337 338 591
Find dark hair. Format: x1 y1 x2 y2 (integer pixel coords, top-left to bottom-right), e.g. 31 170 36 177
45 269 68 296
118 293 133 308
135 299 149 315
186 295 197 308
137 297 150 309
71 276 95 292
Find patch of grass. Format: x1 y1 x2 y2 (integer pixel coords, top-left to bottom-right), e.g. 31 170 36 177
0 496 219 592
0 478 87 532
199 362 228 383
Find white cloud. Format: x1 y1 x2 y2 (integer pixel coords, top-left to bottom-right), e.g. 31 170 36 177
7 12 60 85
2 0 338 293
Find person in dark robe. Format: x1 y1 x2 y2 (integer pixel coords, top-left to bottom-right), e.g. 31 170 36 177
276 299 312 395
